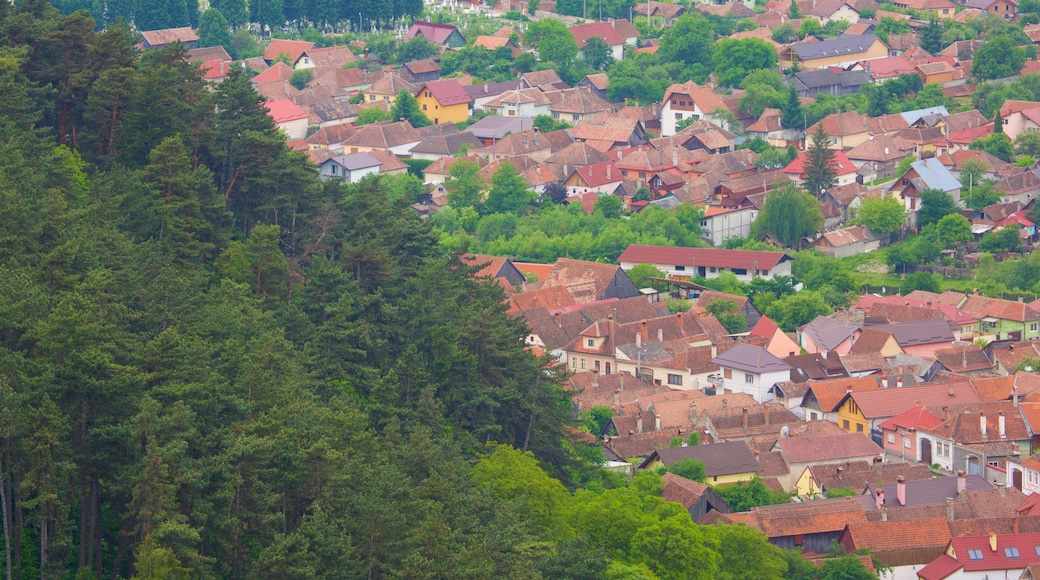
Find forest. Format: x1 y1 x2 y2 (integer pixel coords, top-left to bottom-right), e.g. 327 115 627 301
0 3 886 579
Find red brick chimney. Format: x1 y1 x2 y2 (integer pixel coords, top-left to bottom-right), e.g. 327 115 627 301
896 476 906 506
641 319 648 342
957 470 967 495
742 407 749 428
874 488 885 510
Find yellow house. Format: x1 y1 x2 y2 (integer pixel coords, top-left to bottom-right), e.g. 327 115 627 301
781 34 888 70
836 396 871 435
637 441 760 485
414 79 473 125
795 466 823 497
367 72 417 104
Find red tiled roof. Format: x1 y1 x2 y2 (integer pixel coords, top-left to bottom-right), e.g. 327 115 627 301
617 245 789 271
420 79 471 107
140 27 199 47
251 62 294 84
262 39 315 63
950 533 1040 572
918 554 962 580
264 98 308 123
877 405 942 432
749 315 780 340
847 381 981 420
784 150 858 178
777 433 883 464
570 21 626 48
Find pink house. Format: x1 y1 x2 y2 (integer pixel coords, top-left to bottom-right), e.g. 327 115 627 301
878 405 941 462
749 315 801 359
865 319 955 358
798 315 860 355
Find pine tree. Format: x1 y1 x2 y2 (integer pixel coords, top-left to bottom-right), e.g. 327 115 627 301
388 89 431 128
197 8 231 49
803 123 837 197
781 85 802 130
995 109 1003 134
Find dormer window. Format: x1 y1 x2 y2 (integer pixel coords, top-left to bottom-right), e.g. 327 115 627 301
587 339 595 347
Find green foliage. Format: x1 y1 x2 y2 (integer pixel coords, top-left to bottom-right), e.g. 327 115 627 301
804 124 837 198
825 486 856 498
973 36 1028 80
714 477 791 512
627 263 666 288
935 213 973 247
663 458 707 483
900 272 942 295
918 188 958 229
706 298 747 333
534 114 574 133
751 184 824 248
355 105 388 125
197 8 232 50
584 35 616 71
873 16 913 44
526 19 579 69
712 38 778 88
658 14 715 69
886 234 942 272
854 196 906 236
765 290 833 332
581 406 614 435
980 225 1022 253
397 36 439 63
970 132 1014 162
289 68 312 90
595 194 625 219
389 89 432 128
486 162 536 215
715 524 788 580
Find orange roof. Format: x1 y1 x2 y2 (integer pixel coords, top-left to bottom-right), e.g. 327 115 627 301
804 376 881 412
262 39 315 64
749 315 780 340
251 62 294 84
513 262 554 281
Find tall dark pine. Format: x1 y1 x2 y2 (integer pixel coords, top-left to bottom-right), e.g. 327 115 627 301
804 124 836 198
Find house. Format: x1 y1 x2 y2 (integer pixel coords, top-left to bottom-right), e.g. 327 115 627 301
464 80 526 113
519 70 564 90
139 27 198 50
409 132 483 161
918 403 1032 479
551 87 615 124
746 108 802 148
576 73 610 101
839 518 952 578
462 115 534 145
698 202 760 246
891 0 956 17
784 352 851 385
791 69 873 99
808 111 909 151
802 461 935 496
340 121 423 156
782 150 859 188
404 21 466 48
934 345 997 376
296 45 356 70
782 433 885 492
813 225 880 258
563 161 623 197
917 61 958 85
460 254 527 287
710 343 793 403
889 158 962 224
262 39 315 66
926 291 1040 342
750 316 802 360
482 88 552 118
878 405 942 462
919 532 1040 580
366 73 417 104
993 167 1040 206
317 152 381 183
798 315 860 356
264 99 309 140
780 34 888 70
863 319 956 358
660 81 732 136
804 0 861 23
1009 451 1040 495
540 258 642 304
660 473 733 521
998 100 1040 141
799 376 881 423
720 498 868 552
400 59 441 83
635 2 687 25
616 245 794 282
703 402 803 442
639 441 762 485
570 21 627 62
414 80 471 125
835 380 982 443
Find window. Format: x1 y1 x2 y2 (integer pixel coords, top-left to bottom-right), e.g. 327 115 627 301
675 113 684 120
1035 545 1040 556
580 358 586 370
745 374 754 384
700 221 708 227
552 112 560 119
732 268 747 276
724 368 732 379
710 267 717 273
810 412 818 420
843 419 851 430
331 165 337 175
587 339 595 347
422 104 427 111
571 359 577 369
594 360 600 373
857 423 864 433
1005 547 1020 559
903 437 912 449
675 265 686 271
572 114 580 121
1032 323 1038 331
605 362 611 375
887 433 895 444
668 374 682 386
967 549 984 561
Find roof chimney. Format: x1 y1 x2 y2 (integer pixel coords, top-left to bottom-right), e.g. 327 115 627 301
896 377 903 389
942 406 949 421
607 165 611 179
837 466 844 480
999 413 1006 438
636 332 642 348
689 402 698 425
655 413 661 431
614 389 620 406
554 311 562 327
880 505 888 522
619 372 624 391
440 157 445 171
711 344 717 359
947 497 955 521
896 476 906 506
998 482 1006 497
657 328 663 342
641 319 649 342
962 349 967 369
672 147 678 167
636 415 643 433
989 532 998 552
957 470 967 495
742 407 749 428
875 488 885 510
981 414 988 438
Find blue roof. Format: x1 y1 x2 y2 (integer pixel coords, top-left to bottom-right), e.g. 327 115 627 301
900 106 949 126
910 158 961 192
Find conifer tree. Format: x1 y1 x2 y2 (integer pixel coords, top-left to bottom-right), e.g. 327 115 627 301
389 89 432 127
803 123 836 197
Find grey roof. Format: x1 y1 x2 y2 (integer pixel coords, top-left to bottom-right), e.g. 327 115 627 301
858 474 992 511
910 158 961 192
462 115 535 140
330 152 380 171
900 106 949 127
792 69 873 90
464 80 523 100
642 441 762 476
802 316 859 352
648 195 682 210
791 34 882 60
864 319 955 347
710 343 792 374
